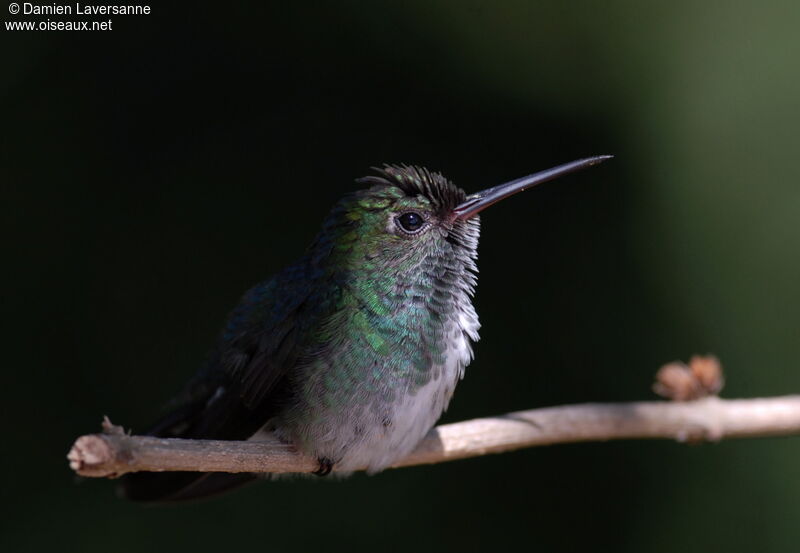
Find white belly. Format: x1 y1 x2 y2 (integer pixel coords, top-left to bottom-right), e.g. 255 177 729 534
336 309 480 473
251 307 481 474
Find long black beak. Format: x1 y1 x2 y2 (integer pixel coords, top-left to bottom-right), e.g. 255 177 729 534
453 155 613 219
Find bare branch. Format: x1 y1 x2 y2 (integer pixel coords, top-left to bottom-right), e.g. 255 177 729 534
68 395 800 478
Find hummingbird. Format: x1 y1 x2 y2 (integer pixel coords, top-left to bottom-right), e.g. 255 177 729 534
120 156 611 501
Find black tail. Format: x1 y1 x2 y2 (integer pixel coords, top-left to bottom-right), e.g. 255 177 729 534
119 471 257 503
118 388 274 503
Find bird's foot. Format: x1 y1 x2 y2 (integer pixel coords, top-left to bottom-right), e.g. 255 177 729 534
312 457 334 477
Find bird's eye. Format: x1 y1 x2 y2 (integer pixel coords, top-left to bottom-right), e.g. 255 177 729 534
397 212 425 233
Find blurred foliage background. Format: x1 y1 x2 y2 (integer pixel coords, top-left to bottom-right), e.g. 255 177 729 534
3 1 800 551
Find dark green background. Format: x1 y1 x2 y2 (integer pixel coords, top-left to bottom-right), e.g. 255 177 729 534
4 1 800 551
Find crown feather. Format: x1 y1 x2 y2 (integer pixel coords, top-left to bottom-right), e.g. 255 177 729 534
357 164 467 214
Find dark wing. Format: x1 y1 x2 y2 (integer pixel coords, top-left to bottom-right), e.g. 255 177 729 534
120 265 330 502
179 273 311 441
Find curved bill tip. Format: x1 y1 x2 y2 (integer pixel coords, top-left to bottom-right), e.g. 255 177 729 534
453 155 614 219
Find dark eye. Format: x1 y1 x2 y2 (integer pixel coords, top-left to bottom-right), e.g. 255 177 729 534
397 212 425 233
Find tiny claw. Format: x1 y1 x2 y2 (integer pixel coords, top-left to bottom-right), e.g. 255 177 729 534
312 457 334 476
